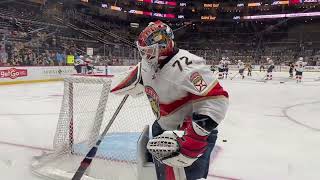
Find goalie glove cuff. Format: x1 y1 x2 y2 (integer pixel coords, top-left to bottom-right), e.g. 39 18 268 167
177 119 208 159
147 117 212 168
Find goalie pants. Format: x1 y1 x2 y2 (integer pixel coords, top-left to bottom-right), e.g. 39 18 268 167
151 121 218 180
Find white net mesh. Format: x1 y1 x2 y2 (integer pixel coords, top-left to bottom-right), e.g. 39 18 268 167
31 75 155 180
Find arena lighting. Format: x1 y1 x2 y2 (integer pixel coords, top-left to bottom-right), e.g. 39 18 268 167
180 2 186 6
201 16 216 20
272 1 289 5
248 2 262 7
110 6 122 11
136 0 177 6
129 10 144 15
243 12 320 19
101 4 108 8
203 3 219 8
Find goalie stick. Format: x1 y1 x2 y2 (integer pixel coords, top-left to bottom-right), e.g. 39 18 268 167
71 94 129 180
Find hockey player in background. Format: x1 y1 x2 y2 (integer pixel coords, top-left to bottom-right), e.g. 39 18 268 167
265 58 275 80
74 55 84 74
223 57 230 79
111 21 229 180
289 62 295 78
237 60 245 79
259 63 265 72
217 57 225 79
295 57 307 83
246 63 252 76
210 63 216 73
84 55 94 74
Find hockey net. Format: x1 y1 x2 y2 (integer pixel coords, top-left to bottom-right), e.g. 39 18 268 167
31 74 155 180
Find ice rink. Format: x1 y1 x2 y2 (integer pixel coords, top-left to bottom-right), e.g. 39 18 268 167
0 71 320 180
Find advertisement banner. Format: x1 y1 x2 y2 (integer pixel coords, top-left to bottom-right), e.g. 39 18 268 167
94 66 107 75
87 48 93 56
0 66 76 85
0 68 28 79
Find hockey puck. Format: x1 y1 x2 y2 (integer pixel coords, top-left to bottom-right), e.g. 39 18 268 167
222 139 227 142
280 81 285 84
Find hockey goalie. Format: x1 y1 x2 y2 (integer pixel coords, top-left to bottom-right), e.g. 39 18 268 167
112 21 229 180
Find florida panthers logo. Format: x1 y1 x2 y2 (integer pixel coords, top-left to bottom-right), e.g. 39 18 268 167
190 72 207 92
145 86 160 120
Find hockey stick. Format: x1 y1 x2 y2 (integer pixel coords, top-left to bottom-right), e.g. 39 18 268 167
230 72 239 80
71 94 129 180
279 77 294 83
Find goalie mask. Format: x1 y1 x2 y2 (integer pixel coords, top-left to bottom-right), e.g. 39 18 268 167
136 21 175 70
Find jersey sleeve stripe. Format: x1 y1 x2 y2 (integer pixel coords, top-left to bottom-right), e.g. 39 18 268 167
199 81 229 98
160 82 228 117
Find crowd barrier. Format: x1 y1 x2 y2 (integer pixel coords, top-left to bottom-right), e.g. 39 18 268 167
0 66 76 85
1 65 319 85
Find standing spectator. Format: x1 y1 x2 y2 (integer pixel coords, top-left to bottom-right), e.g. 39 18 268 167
56 51 65 66
0 42 8 66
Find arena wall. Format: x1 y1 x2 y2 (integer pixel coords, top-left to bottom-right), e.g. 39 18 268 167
0 66 76 85
1 65 319 85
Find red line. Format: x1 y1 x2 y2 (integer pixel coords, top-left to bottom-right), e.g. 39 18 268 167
0 140 52 151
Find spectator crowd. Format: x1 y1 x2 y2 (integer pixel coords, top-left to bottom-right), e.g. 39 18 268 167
0 2 320 67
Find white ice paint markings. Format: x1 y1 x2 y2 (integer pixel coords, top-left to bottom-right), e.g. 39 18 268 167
0 72 320 180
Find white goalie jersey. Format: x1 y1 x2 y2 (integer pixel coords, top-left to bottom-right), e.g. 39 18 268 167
141 49 229 130
112 49 229 131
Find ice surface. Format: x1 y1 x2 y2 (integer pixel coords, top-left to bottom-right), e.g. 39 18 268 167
0 71 319 180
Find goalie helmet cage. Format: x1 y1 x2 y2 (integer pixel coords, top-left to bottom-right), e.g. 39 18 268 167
31 75 155 180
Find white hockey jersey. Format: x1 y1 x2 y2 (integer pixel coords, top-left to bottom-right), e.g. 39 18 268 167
295 60 307 72
238 61 245 70
223 60 230 69
84 57 94 66
267 59 274 67
74 57 84 66
217 60 224 69
140 49 229 130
